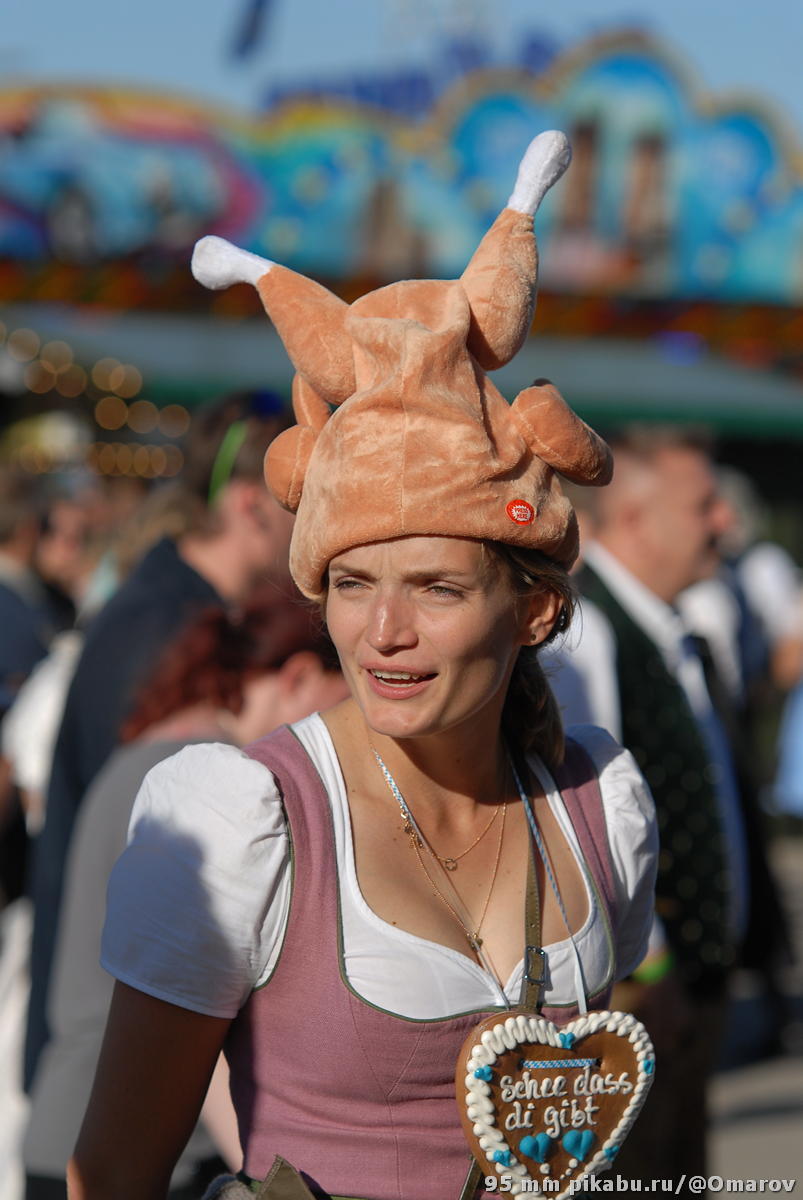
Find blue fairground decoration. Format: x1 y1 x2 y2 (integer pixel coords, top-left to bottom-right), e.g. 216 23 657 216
559 1032 576 1049
604 1145 620 1161
643 1058 655 1075
473 1065 493 1082
491 1149 512 1166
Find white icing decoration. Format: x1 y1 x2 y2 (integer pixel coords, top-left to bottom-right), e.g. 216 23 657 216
501 1022 518 1050
461 1010 655 1200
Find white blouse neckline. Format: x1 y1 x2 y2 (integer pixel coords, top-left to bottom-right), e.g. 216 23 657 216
293 714 599 1010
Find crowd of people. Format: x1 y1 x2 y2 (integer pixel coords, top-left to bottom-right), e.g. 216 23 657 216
0 129 799 1200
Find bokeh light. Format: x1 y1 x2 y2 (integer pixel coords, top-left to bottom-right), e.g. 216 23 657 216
162 445 184 476
133 445 153 477
56 364 88 398
24 362 55 395
7 328 41 362
40 340 74 373
92 357 121 391
158 404 191 438
150 445 167 476
110 364 142 399
94 395 128 430
114 443 134 474
127 399 159 434
87 440 181 477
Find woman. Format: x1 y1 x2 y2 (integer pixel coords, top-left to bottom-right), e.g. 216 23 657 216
69 131 657 1200
25 589 346 1199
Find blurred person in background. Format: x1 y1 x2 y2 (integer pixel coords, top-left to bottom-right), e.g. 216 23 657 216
541 481 620 732
679 469 803 831
2 477 193 835
2 478 209 838
34 491 99 631
1 481 115 838
547 427 790 1188
0 469 77 910
724 469 803 694
0 468 58 715
774 682 803 826
680 467 803 704
25 389 293 1090
22 587 346 1200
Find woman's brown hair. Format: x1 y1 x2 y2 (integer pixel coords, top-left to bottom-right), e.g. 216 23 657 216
483 542 576 770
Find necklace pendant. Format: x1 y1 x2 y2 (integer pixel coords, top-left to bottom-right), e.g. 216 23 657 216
403 822 422 849
468 933 483 952
443 857 458 872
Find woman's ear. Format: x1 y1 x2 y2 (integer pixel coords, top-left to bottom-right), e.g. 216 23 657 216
274 652 348 724
275 651 321 694
522 588 564 647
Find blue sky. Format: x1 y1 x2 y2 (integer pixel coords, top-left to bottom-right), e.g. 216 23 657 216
3 0 802 138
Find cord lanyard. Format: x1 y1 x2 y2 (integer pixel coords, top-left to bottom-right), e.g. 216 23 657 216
510 758 589 1016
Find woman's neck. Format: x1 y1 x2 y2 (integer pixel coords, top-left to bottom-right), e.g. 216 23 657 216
326 698 512 824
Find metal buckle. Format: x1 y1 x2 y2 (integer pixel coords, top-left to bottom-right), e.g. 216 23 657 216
524 946 547 984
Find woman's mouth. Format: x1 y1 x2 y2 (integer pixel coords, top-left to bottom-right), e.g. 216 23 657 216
365 668 436 695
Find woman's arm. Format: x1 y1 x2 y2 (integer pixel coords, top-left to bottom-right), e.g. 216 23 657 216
68 981 232 1200
200 1053 242 1170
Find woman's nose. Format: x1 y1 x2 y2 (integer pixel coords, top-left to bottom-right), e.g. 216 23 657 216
366 593 417 651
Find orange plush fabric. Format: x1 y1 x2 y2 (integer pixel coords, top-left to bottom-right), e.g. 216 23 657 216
258 206 611 597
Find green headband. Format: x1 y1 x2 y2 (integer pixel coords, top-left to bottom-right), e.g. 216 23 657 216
207 420 248 506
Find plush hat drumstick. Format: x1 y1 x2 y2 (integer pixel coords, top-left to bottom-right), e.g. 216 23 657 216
192 130 612 598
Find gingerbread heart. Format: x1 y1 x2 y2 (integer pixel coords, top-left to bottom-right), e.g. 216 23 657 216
456 1009 654 1197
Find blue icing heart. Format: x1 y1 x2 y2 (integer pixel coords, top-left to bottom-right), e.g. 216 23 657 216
520 1133 554 1163
604 1145 619 1161
559 1032 576 1049
562 1130 596 1162
473 1065 493 1082
491 1150 512 1166
643 1058 655 1076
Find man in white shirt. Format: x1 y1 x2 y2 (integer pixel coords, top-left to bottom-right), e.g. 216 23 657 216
548 428 788 1187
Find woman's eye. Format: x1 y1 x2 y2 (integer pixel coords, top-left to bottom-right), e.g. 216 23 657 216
332 577 364 591
427 584 462 598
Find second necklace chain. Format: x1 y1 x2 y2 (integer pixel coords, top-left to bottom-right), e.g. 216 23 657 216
372 746 508 954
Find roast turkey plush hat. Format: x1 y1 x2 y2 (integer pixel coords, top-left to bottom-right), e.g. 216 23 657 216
192 131 612 599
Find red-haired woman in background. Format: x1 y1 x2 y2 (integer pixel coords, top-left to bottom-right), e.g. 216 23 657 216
23 589 347 1200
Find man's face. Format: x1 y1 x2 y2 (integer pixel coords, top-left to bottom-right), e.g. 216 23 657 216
251 488 295 586
639 446 731 601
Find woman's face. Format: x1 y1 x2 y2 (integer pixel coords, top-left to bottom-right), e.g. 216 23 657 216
325 536 559 742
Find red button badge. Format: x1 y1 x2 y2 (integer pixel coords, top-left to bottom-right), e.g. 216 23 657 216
506 499 535 525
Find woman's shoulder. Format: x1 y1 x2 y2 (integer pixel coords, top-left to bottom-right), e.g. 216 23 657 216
104 739 296 1018
129 740 290 855
128 715 336 847
562 724 655 824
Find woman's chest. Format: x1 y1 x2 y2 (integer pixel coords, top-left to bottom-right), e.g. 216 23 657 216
347 791 590 987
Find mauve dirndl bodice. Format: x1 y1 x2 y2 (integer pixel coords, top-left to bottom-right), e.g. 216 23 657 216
225 726 616 1200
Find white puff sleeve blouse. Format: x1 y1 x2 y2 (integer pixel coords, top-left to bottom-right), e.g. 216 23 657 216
101 716 657 1019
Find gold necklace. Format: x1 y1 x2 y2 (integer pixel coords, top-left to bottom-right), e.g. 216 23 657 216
411 801 507 954
371 747 503 870
371 747 507 954
433 804 501 871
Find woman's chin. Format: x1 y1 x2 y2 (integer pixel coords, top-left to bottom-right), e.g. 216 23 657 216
356 694 441 741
